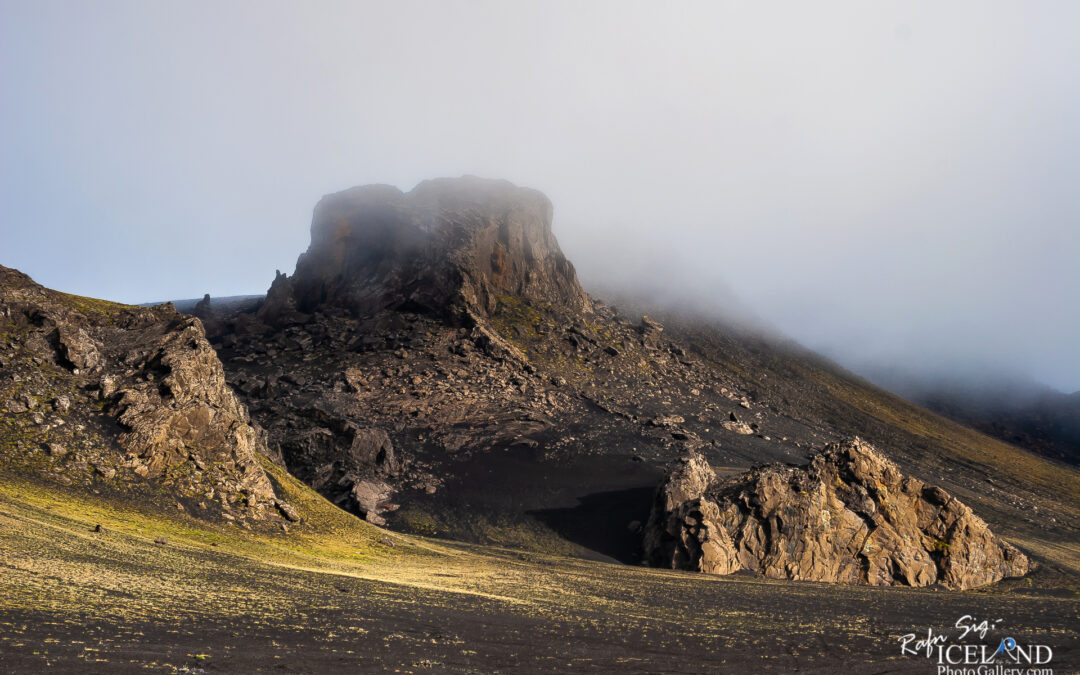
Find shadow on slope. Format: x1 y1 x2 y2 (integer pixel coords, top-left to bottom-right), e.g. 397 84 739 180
529 487 655 564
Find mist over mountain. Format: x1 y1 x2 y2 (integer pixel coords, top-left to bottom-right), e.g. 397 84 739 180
855 362 1080 464
2 3 1079 669
4 172 1079 668
3 1 1078 393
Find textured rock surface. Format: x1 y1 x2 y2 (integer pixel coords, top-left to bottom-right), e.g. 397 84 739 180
186 178 1075 561
645 439 1029 589
258 176 589 324
0 265 294 524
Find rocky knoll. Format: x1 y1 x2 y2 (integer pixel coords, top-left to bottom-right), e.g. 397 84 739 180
644 439 1029 590
259 176 589 325
203 178 898 542
209 179 773 530
0 265 297 525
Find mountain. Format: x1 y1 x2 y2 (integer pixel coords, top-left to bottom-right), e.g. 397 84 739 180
258 176 589 324
866 371 1080 465
196 176 1077 567
1 177 1078 670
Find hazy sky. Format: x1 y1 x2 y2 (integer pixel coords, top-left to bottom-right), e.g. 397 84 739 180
2 1 1078 391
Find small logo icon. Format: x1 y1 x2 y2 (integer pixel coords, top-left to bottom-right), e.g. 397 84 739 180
992 637 1017 658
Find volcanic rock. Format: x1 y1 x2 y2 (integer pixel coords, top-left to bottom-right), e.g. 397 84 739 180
55 325 103 372
207 179 779 538
639 315 664 349
190 293 222 332
721 420 754 435
348 427 399 476
258 176 589 324
275 499 301 523
350 478 394 526
644 438 1030 590
198 177 1068 564
109 317 279 503
192 294 213 318
0 265 296 523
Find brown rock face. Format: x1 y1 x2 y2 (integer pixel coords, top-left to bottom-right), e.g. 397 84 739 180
644 439 1029 590
258 176 589 324
110 318 277 505
0 265 294 523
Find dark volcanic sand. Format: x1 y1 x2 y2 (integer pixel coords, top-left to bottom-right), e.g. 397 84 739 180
1 560 1075 673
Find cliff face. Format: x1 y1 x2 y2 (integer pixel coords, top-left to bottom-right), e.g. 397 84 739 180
259 176 589 325
0 266 297 525
644 439 1029 590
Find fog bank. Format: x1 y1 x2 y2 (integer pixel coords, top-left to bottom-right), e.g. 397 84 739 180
2 1 1077 390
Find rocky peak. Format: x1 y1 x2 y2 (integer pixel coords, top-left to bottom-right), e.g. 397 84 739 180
259 176 589 325
644 438 1030 590
0 265 297 525
192 293 214 318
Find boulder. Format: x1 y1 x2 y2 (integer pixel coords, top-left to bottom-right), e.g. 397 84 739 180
351 478 394 526
639 316 663 349
348 427 399 476
98 374 118 399
720 420 754 435
113 316 278 507
648 414 685 429
644 438 1030 590
55 325 102 372
275 499 301 523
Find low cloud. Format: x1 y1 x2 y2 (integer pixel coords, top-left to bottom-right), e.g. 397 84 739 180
2 1 1077 390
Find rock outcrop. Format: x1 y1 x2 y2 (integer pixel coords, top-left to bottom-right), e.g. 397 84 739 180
203 178 806 538
0 265 296 525
644 439 1029 590
258 176 589 325
189 177 1071 559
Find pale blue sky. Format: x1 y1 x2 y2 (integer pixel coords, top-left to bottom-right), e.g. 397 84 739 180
2 1 1078 391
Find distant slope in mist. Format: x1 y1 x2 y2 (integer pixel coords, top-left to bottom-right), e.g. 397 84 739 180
855 367 1080 466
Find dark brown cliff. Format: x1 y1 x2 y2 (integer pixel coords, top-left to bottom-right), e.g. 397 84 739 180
0 265 298 525
259 176 589 325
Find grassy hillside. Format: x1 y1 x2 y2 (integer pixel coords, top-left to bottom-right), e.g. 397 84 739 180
3 280 1078 671
0 461 1077 672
